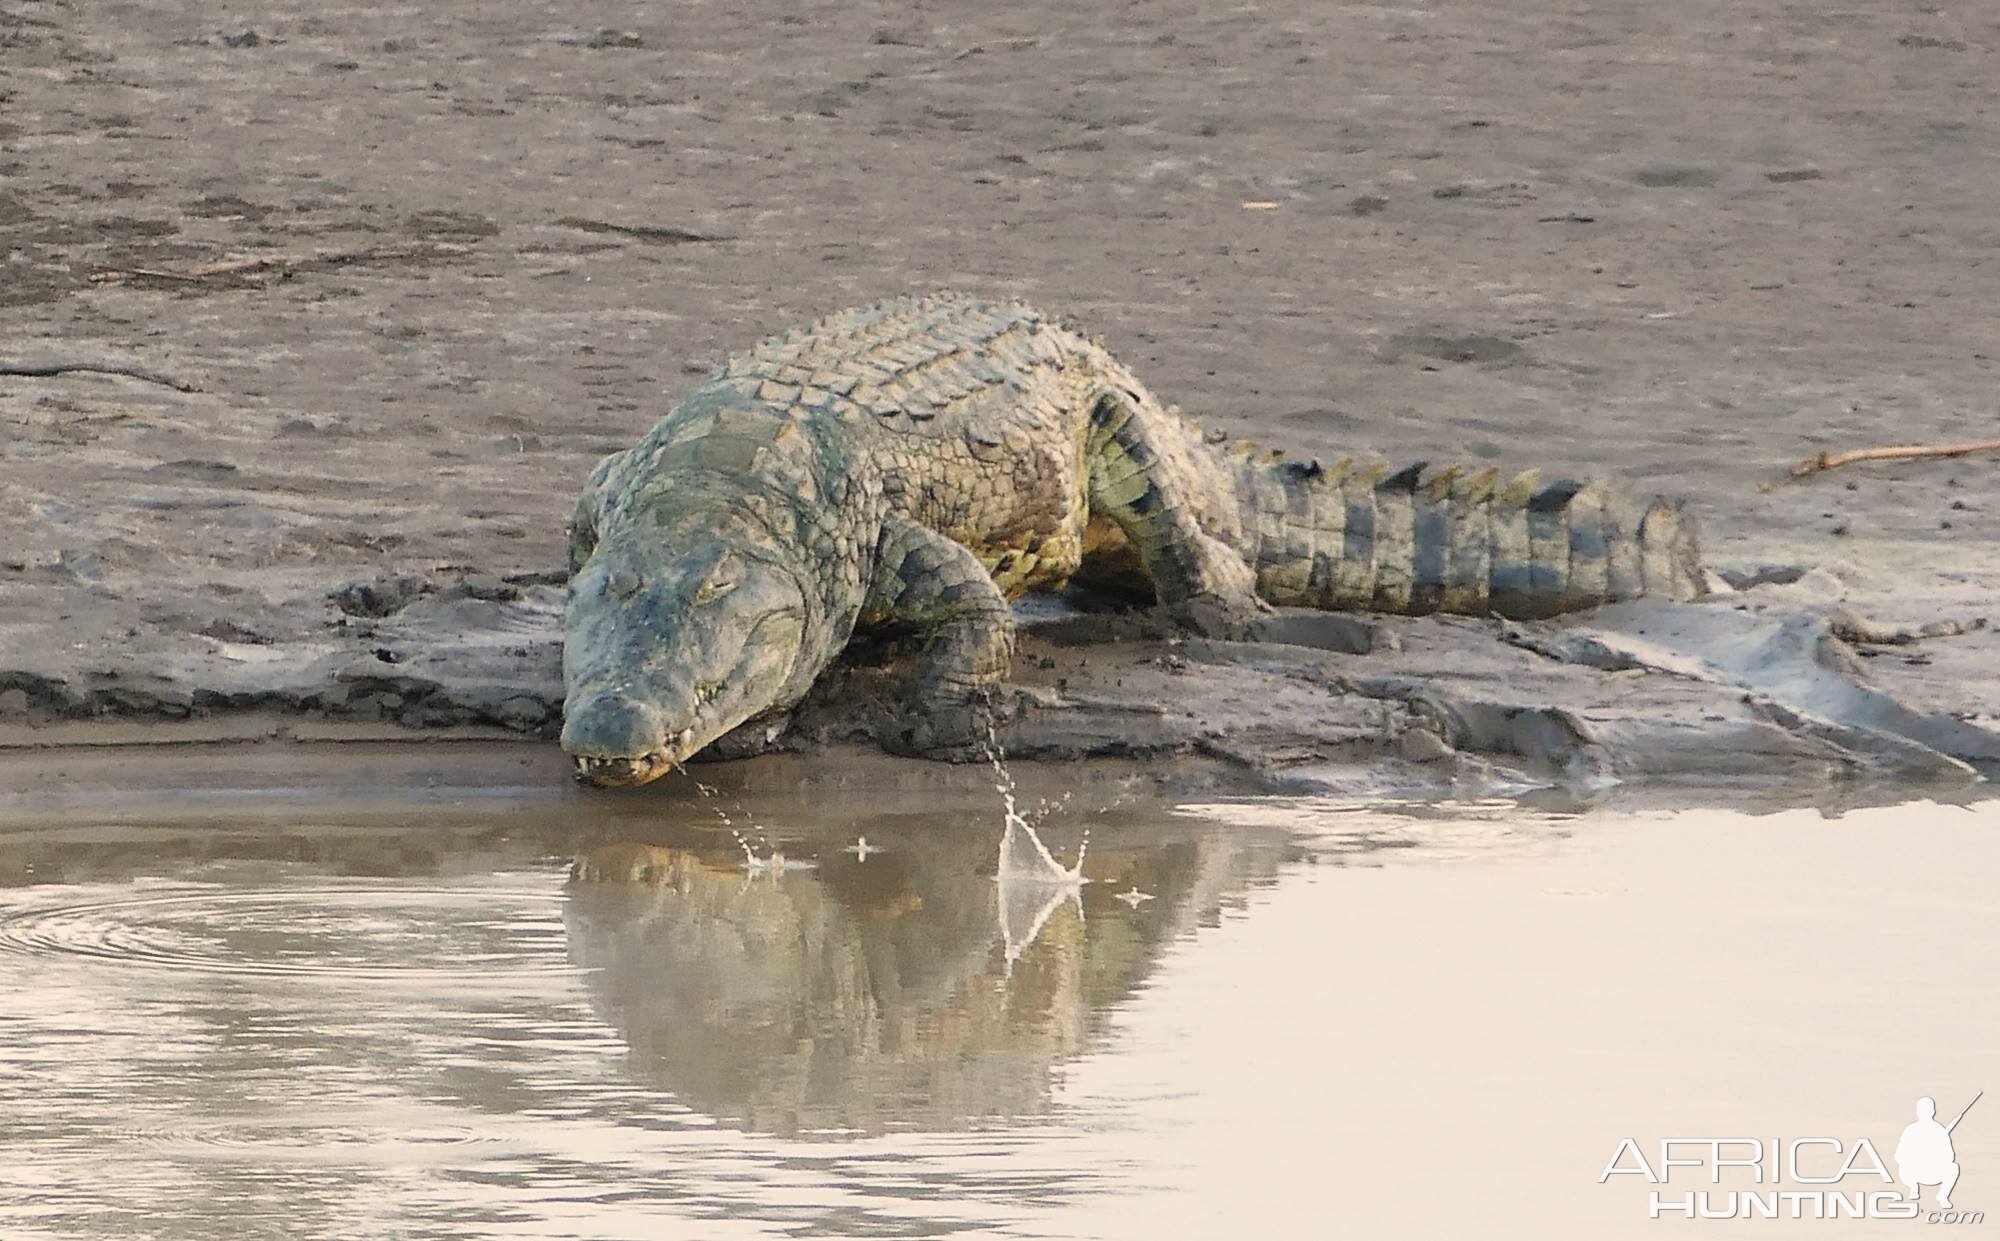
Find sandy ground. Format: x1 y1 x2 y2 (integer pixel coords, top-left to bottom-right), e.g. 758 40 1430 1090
4 0 1999 792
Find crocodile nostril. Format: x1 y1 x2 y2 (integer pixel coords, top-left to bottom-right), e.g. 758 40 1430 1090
560 692 669 757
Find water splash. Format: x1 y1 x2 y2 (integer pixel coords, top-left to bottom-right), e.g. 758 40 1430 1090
986 727 1087 887
724 828 814 879
671 761 799 873
843 836 880 862
984 728 1086 973
1025 792 1073 827
676 764 752 835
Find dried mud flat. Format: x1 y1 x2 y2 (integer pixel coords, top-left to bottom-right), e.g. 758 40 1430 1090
4 0 1999 796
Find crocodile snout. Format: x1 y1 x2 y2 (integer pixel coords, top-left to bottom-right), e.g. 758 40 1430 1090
561 693 700 786
562 691 666 752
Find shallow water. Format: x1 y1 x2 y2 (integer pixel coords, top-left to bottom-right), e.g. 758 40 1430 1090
0 749 1993 1239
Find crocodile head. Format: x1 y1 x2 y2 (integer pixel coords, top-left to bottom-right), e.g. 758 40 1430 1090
561 543 807 787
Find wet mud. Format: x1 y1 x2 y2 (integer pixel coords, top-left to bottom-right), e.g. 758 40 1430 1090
5 0 1998 795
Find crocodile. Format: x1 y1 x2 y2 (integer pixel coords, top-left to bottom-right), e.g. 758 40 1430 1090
561 293 1703 786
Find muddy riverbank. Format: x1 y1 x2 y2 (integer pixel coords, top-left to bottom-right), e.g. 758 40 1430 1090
5 0 1998 793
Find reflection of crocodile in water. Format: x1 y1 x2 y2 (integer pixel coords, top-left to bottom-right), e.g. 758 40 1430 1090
561 293 1703 785
563 817 1288 1136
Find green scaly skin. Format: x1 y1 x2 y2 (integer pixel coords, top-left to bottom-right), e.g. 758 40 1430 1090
561 293 1703 785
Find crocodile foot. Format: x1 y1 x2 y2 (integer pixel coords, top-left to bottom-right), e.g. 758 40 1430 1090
1187 533 1260 600
884 689 1016 762
1167 591 1271 640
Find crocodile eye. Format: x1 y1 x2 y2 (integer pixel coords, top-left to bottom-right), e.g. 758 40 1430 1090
602 569 642 600
693 578 735 605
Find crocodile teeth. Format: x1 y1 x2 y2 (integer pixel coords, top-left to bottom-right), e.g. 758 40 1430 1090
572 751 666 786
569 727 700 787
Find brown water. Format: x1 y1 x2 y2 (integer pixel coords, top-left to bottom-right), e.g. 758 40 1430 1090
0 747 1992 1239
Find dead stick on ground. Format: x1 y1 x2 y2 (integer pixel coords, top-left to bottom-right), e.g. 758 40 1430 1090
0 363 201 393
1790 439 2000 478
552 216 725 245
90 254 305 283
89 267 203 283
88 245 452 285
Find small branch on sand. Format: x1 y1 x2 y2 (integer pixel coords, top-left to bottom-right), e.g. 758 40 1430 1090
88 244 467 285
0 363 200 393
1789 439 2000 478
1828 611 1987 646
553 216 726 245
931 36 1040 66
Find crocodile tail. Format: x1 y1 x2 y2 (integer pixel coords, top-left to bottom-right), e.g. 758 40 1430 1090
1235 454 1703 618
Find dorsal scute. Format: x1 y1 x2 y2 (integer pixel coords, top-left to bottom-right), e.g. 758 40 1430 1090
751 293 1043 369
716 293 1063 435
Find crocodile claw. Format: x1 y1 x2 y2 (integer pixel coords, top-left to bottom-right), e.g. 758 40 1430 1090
885 690 1012 762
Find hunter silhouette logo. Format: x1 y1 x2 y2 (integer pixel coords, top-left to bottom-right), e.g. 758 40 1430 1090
1899 1093 1980 1211
1600 1091 1984 1223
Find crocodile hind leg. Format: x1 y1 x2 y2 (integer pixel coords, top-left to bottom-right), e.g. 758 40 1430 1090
864 515 1018 759
1083 391 1263 635
1083 392 1259 613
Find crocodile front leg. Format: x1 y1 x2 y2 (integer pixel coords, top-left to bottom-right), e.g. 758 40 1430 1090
865 514 1017 760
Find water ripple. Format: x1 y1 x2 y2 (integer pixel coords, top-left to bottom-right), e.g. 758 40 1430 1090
0 887 570 982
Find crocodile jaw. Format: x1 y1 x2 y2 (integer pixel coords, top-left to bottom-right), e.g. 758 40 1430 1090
570 727 696 787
